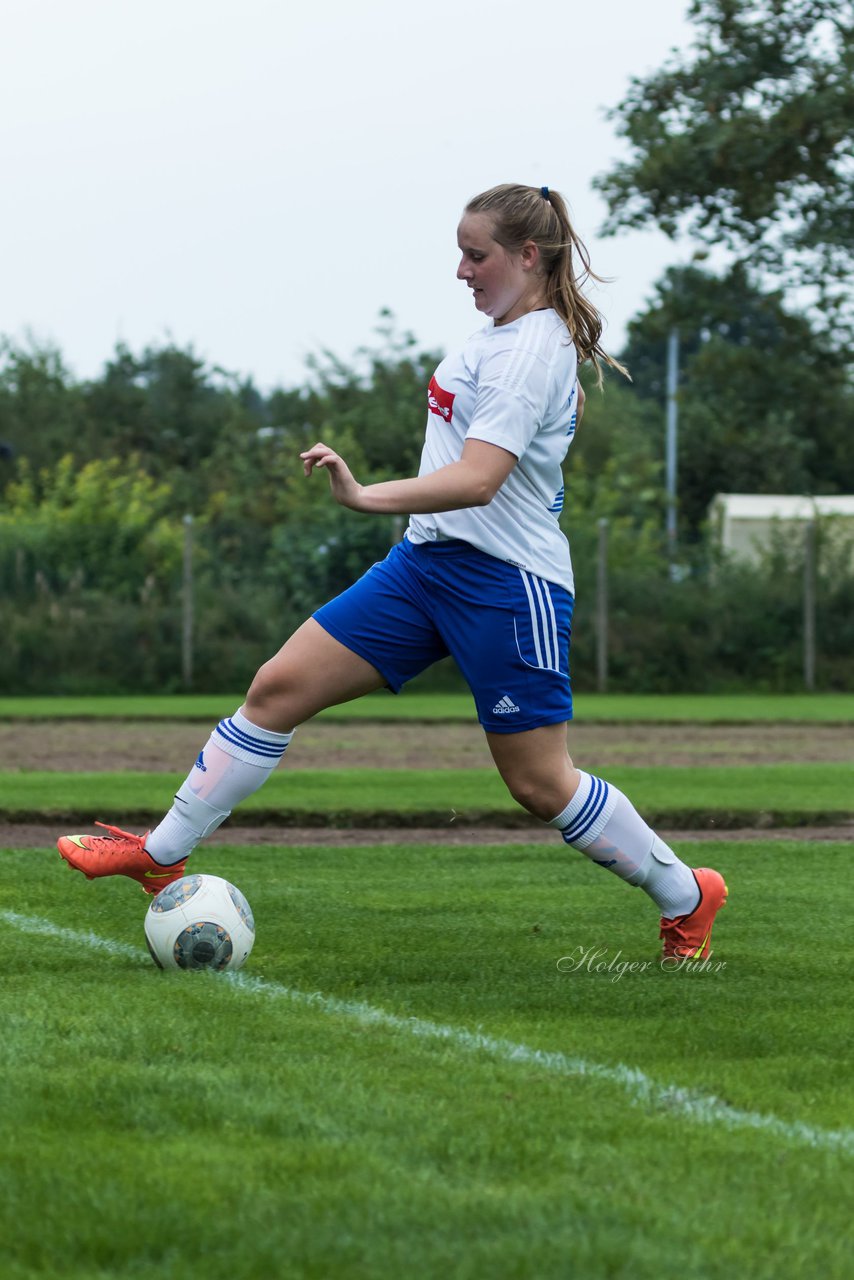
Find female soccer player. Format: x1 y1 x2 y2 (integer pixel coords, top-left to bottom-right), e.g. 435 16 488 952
59 183 727 959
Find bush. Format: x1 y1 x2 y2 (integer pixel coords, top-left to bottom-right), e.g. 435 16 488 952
569 544 854 693
1 452 852 695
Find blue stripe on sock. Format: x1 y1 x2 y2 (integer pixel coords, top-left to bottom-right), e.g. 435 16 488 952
560 776 601 842
561 777 611 845
223 716 289 750
221 716 286 749
576 778 611 840
571 779 610 841
219 718 287 756
215 720 287 760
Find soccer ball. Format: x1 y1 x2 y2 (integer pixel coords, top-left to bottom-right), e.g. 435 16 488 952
144 874 255 972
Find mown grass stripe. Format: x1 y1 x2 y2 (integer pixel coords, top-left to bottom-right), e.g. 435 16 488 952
4 908 853 1160
3 763 852 828
1 693 853 722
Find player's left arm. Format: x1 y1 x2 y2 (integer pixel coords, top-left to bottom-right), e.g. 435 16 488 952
300 438 517 514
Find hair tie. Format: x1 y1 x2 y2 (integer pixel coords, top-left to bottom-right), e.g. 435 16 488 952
540 185 550 201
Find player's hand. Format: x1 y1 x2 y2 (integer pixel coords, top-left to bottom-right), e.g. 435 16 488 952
300 442 364 509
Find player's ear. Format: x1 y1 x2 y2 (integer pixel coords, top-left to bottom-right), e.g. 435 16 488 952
520 240 540 272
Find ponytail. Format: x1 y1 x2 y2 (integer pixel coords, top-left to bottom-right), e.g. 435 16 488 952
465 184 629 386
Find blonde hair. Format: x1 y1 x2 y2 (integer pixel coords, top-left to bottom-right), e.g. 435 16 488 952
465 183 629 385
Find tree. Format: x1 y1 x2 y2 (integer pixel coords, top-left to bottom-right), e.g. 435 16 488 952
0 455 182 598
299 310 444 477
563 375 666 571
595 0 854 332
82 343 263 509
0 340 88 486
619 262 854 533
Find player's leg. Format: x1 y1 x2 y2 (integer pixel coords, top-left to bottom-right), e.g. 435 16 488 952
140 620 387 861
486 722 700 902
57 621 386 891
483 722 577 821
58 541 448 891
431 545 726 958
245 616 388 730
486 724 727 958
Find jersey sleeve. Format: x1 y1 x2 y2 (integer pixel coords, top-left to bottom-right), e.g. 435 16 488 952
464 343 554 459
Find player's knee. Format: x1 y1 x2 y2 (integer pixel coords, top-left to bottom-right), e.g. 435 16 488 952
245 659 294 718
501 761 580 821
503 772 553 820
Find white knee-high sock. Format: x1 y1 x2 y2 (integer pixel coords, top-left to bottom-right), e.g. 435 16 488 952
550 771 699 917
145 708 293 864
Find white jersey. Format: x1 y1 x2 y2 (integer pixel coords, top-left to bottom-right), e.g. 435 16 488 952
407 308 579 593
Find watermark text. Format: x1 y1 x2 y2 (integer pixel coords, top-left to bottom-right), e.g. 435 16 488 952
556 945 726 981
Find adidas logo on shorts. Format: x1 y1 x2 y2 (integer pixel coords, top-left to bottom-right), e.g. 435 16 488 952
492 695 520 715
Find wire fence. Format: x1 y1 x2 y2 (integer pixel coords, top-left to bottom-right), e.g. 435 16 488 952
2 516 852 696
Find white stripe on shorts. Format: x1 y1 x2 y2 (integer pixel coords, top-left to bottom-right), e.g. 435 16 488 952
519 569 561 672
519 570 544 667
541 576 560 669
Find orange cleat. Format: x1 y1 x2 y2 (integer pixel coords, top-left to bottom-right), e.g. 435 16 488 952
57 822 187 895
660 867 728 961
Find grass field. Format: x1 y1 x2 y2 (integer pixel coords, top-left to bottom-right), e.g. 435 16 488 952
1 690 853 722
2 839 853 1279
2 762 853 827
2 693 853 1279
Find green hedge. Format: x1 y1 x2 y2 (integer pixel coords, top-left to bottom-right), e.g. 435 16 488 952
3 533 853 695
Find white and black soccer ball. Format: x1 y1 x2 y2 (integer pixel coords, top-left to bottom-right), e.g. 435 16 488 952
144 874 255 972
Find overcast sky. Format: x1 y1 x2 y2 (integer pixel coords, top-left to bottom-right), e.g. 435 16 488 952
2 0 696 390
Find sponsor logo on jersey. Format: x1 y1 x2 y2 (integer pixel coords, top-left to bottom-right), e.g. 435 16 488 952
427 375 455 424
492 695 520 715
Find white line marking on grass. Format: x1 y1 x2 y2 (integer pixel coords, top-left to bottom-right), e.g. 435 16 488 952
5 909 853 1158
1 910 142 960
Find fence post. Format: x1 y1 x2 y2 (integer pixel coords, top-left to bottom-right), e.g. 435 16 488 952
182 514 194 690
803 519 816 692
665 328 679 580
596 517 609 694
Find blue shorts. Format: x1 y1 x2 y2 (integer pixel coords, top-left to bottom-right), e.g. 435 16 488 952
313 538 573 733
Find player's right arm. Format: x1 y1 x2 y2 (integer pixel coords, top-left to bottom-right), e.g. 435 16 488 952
300 438 518 515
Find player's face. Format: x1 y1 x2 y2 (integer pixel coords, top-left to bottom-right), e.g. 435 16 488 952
456 213 543 326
